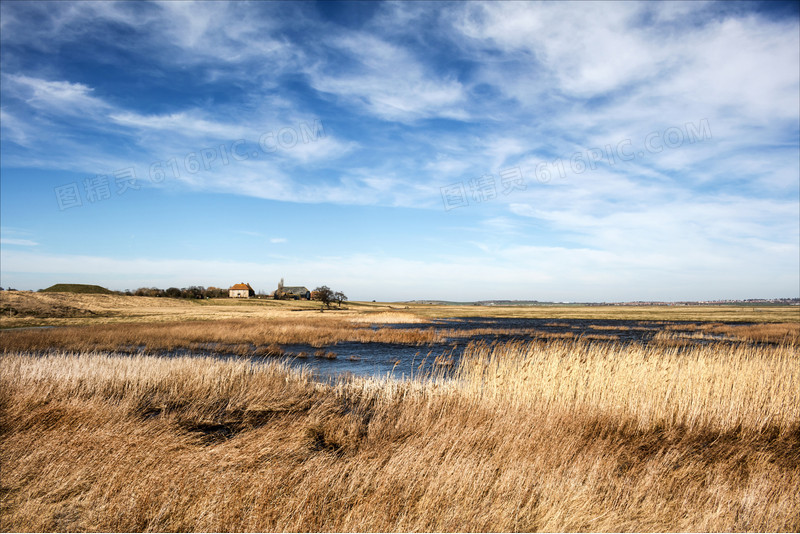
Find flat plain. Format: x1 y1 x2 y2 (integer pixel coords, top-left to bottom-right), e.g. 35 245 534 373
1 291 798 532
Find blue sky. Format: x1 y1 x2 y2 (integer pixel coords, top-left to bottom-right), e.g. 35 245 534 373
1 1 798 301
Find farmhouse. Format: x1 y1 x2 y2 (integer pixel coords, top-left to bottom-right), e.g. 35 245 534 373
282 286 311 300
275 278 310 300
228 282 255 298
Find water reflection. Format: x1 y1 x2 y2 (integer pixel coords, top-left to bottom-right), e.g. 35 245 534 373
258 317 726 380
153 317 750 381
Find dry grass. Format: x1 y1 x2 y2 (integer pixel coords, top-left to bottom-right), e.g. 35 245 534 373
0 321 669 355
3 291 798 329
4 317 793 360
0 317 443 353
454 340 799 433
661 322 800 345
1 339 798 532
0 292 359 328
349 312 430 324
706 322 800 344
0 291 188 324
445 328 621 342
408 302 800 323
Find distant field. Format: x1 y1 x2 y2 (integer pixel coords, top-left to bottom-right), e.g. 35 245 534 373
1 291 798 328
401 301 800 322
0 291 339 328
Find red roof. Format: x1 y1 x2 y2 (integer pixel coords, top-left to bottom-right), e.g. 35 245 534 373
229 283 253 291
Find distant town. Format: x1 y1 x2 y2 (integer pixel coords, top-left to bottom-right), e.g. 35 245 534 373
410 298 800 307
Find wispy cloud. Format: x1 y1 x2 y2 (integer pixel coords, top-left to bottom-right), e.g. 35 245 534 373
305 32 467 122
108 111 254 140
0 238 38 247
2 74 108 114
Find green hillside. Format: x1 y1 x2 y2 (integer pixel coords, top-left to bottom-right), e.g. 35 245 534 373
40 284 113 295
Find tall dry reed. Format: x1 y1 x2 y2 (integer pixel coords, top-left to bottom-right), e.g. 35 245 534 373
454 340 799 434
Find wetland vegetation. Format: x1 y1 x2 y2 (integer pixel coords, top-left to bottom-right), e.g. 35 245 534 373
1 292 798 531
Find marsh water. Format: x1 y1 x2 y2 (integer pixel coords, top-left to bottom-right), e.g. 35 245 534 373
181 317 741 382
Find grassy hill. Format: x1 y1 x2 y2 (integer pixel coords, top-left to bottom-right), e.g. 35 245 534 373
40 283 113 295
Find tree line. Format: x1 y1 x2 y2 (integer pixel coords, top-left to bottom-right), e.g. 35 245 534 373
17 284 350 305
129 286 237 299
127 286 349 306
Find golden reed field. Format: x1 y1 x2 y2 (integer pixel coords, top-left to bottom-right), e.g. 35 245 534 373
1 292 798 532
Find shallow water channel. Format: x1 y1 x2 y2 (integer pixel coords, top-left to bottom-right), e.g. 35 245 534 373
167 317 741 382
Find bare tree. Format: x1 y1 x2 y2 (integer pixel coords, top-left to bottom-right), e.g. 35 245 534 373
312 286 334 309
333 291 348 308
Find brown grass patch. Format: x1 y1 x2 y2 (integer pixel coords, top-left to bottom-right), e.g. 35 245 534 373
660 322 799 345
349 312 430 324
581 333 620 341
0 317 443 353
704 322 800 344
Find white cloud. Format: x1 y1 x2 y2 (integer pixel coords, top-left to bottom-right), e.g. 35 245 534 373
0 238 38 247
0 1 293 67
507 193 799 268
424 154 472 178
452 2 799 136
109 111 254 141
2 73 357 197
278 134 359 165
2 74 109 115
306 32 467 122
454 2 661 98
0 109 29 146
153 1 293 65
